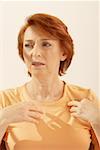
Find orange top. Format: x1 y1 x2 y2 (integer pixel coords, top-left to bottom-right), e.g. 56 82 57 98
0 82 99 150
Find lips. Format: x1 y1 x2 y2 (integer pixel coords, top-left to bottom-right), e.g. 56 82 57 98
32 61 45 66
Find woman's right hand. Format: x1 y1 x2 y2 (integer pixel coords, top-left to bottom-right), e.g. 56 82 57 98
0 101 44 125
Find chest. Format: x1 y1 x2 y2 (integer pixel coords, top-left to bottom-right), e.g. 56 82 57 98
6 106 91 150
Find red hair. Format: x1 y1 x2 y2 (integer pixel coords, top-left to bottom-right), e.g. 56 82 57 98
18 13 74 76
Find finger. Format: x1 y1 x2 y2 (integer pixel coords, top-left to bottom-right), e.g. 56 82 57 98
67 100 80 107
28 105 44 114
71 107 82 116
24 100 44 113
26 116 39 124
69 106 78 113
29 108 44 114
70 112 79 118
28 112 43 120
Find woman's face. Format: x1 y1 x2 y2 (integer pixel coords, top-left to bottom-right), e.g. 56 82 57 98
23 25 66 77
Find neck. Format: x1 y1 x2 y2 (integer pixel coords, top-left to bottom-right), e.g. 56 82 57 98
25 75 64 102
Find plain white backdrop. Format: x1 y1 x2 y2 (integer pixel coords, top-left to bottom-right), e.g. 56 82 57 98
0 1 99 97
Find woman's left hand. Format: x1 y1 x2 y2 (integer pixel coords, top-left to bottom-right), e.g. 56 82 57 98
67 99 99 125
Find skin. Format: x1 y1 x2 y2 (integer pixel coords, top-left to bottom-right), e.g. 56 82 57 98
67 99 100 146
0 25 67 143
23 25 100 146
0 101 44 143
23 25 67 101
0 25 100 147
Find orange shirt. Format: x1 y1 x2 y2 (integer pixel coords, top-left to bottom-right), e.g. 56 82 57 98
0 82 99 150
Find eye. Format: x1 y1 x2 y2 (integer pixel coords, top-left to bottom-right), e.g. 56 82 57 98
24 43 34 49
42 42 52 47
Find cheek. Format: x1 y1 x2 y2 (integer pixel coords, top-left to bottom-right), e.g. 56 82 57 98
23 51 32 73
49 54 60 68
23 50 31 63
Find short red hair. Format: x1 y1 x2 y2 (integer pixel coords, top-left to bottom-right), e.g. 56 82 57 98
18 13 74 76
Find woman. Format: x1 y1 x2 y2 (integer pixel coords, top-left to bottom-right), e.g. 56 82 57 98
0 13 100 150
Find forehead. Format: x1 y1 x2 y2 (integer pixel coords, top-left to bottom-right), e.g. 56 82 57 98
24 25 54 40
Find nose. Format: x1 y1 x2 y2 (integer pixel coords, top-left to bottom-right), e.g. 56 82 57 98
31 44 41 58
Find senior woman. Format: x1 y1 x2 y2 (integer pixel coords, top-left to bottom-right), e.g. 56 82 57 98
0 13 100 150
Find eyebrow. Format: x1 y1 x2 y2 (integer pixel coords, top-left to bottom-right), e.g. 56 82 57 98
25 40 34 42
25 39 55 42
41 39 54 41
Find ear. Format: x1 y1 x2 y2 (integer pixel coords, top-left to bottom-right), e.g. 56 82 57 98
60 51 67 61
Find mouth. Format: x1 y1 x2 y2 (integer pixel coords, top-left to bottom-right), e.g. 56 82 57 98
32 61 45 67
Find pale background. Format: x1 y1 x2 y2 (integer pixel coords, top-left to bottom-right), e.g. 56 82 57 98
0 1 99 97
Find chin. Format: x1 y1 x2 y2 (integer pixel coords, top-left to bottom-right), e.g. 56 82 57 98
31 70 47 77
